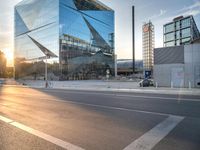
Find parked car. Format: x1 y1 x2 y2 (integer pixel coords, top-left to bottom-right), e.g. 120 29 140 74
139 79 154 87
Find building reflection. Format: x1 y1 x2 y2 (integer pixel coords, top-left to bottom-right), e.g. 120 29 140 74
14 0 114 80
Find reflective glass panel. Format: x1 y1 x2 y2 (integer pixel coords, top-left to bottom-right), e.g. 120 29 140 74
181 18 191 28
165 41 175 47
176 31 180 39
175 21 180 30
14 0 59 79
181 28 191 38
59 0 115 80
165 32 174 42
164 23 174 33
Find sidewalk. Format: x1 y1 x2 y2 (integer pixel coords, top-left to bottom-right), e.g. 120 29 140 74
15 80 200 96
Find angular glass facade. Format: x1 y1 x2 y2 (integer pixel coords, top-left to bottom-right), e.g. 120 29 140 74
14 0 114 80
163 16 200 47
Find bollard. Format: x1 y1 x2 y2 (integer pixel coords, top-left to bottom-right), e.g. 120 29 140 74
171 81 173 88
189 81 191 89
156 82 158 88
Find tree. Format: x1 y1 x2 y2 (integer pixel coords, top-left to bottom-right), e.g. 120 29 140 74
0 51 7 77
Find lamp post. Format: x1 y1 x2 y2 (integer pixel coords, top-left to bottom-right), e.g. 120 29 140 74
115 54 117 78
45 53 48 88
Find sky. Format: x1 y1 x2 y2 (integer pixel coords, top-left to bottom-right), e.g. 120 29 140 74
0 0 200 66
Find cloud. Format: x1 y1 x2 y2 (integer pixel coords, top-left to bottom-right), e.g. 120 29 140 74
150 9 167 20
181 9 200 16
178 1 200 16
181 1 200 11
154 1 200 26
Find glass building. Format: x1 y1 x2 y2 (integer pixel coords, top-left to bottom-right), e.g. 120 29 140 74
14 0 114 80
164 16 200 47
142 21 154 73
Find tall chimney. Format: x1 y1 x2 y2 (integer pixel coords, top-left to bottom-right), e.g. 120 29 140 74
132 6 135 74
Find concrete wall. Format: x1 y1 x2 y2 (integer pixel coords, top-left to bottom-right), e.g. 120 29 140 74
184 44 200 88
154 43 200 88
154 64 185 87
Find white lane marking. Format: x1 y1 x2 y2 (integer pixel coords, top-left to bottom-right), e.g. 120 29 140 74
0 115 84 150
0 115 13 123
0 96 181 117
116 94 200 102
1 89 200 102
41 89 200 102
123 115 184 150
39 98 174 117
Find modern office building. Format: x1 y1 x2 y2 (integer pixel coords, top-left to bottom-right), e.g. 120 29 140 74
14 0 114 80
142 21 154 78
164 15 200 47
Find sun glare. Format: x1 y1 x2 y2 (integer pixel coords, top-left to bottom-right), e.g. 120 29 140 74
2 48 14 67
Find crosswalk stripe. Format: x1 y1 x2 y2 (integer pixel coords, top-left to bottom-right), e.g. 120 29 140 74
123 115 184 150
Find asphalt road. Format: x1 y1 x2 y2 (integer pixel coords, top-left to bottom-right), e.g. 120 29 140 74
0 85 200 150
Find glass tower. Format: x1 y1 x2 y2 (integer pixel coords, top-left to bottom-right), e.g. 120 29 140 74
14 0 114 80
164 16 200 47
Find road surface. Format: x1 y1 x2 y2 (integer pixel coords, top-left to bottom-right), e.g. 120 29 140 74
0 85 200 150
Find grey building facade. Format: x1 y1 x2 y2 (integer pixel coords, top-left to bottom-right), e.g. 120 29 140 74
14 0 114 80
164 15 200 47
154 43 200 88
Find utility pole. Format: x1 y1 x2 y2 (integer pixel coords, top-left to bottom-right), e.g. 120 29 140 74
132 6 135 74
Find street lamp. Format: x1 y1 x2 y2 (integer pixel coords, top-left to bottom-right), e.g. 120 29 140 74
45 52 48 88
115 54 117 78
